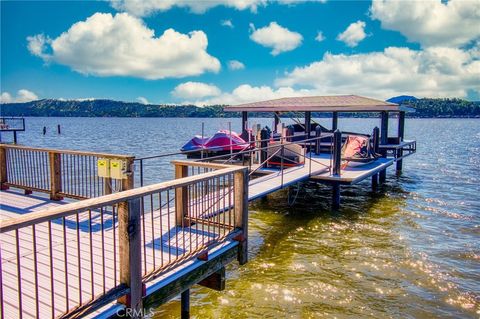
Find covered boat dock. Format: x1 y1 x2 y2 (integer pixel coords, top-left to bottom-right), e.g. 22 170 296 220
224 95 416 208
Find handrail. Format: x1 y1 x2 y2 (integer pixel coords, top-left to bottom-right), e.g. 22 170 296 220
0 165 243 233
0 143 134 159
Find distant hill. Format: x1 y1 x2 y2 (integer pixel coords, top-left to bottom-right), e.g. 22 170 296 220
1 98 479 118
387 95 418 104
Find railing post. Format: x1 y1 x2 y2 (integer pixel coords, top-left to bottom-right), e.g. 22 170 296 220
118 197 143 317
121 158 135 192
234 168 248 265
315 126 322 155
332 129 342 176
175 164 189 227
48 151 63 200
0 146 8 190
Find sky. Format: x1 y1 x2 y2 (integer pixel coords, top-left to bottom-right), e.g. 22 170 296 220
1 0 479 105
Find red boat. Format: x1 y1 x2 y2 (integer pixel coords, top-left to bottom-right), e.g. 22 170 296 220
181 130 252 158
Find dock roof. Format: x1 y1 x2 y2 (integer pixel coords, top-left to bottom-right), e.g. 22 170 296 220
224 95 414 112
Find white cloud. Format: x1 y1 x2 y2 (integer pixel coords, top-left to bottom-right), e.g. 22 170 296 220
250 22 303 55
221 19 234 28
27 13 220 80
137 96 149 104
172 82 221 99
315 31 325 42
337 20 367 47
228 60 245 70
0 89 39 103
276 46 480 99
110 0 266 16
192 84 313 106
370 0 480 48
109 0 327 16
277 0 326 4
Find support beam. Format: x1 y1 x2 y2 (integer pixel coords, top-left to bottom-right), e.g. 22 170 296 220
305 111 312 138
181 290 190 319
332 129 342 176
396 111 405 173
332 112 338 131
242 111 248 136
274 112 280 132
234 169 249 265
332 183 340 209
371 173 378 190
198 267 225 291
379 112 389 183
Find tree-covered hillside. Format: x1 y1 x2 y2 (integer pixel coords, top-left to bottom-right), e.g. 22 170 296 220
1 98 478 118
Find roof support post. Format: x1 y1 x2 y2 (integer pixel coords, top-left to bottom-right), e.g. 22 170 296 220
396 111 406 173
241 111 248 136
379 111 389 183
274 112 280 132
332 112 338 131
305 111 311 138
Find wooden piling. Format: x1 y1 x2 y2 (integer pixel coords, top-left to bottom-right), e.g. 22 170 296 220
332 129 342 176
332 183 340 209
234 169 248 265
181 289 190 319
379 112 389 183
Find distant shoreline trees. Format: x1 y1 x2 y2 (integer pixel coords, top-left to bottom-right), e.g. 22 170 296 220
1 98 478 118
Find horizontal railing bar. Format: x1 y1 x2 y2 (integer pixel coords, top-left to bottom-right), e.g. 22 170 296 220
1 165 245 232
171 160 234 170
0 144 134 160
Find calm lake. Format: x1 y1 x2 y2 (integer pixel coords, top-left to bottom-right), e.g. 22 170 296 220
4 117 479 318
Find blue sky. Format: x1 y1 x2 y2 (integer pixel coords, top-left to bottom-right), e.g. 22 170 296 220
1 0 479 105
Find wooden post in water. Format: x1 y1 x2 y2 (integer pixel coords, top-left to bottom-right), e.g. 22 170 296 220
234 168 248 265
49 152 63 200
175 163 189 227
372 126 380 190
396 111 405 173
379 112 389 183
181 289 190 319
0 146 8 190
118 197 143 317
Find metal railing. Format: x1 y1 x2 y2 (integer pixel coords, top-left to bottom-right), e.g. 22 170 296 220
0 161 248 318
0 144 135 200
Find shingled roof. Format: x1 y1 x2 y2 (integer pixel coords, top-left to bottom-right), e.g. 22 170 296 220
224 95 414 112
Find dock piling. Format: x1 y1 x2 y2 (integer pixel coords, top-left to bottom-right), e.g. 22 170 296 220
332 183 341 209
181 290 190 319
315 126 322 155
332 129 342 176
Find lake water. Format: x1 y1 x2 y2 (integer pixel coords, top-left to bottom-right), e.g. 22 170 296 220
4 117 479 318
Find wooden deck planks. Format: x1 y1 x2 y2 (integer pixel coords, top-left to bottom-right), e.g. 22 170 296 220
0 190 229 319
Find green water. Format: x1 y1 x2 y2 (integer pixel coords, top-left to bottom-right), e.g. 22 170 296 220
15 117 479 318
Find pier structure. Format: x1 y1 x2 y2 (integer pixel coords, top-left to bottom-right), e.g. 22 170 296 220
0 117 25 144
0 95 417 318
225 95 416 208
0 145 248 318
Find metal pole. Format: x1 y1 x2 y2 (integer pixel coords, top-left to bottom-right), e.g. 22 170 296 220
201 122 204 159
332 112 338 131
315 126 322 155
139 159 144 187
242 111 248 136
396 111 405 173
379 112 388 183
229 122 233 155
305 111 311 138
274 112 280 133
181 289 190 319
332 129 342 176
